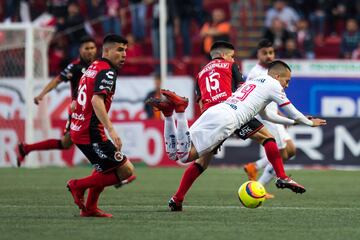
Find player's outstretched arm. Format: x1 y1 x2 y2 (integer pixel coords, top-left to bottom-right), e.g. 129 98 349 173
281 103 326 127
91 94 122 151
259 107 295 125
34 75 62 105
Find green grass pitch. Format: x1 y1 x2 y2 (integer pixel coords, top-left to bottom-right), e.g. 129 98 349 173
0 166 359 240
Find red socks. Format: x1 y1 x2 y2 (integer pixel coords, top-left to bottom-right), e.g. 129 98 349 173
174 162 204 202
263 139 287 179
73 170 119 190
85 170 104 210
86 186 104 211
23 139 63 154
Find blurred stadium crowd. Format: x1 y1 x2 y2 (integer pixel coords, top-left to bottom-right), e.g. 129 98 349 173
1 0 360 76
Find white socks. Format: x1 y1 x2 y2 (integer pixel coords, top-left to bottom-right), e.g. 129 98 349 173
164 113 191 162
164 116 177 160
255 156 269 170
258 164 276 186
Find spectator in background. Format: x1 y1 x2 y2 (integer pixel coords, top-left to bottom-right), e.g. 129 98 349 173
0 2 4 21
263 18 293 52
278 38 302 59
64 2 88 59
340 18 360 59
265 0 300 33
308 1 326 41
174 0 204 59
296 19 315 59
129 0 147 41
151 0 177 73
326 1 354 36
86 0 105 21
103 0 126 35
3 0 31 22
120 33 144 75
47 0 69 19
200 8 230 57
144 74 162 119
351 42 360 59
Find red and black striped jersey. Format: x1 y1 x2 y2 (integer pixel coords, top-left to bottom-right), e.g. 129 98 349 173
195 58 244 113
59 57 90 100
70 58 117 144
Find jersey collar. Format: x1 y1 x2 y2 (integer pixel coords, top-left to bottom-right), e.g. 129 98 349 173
100 58 117 70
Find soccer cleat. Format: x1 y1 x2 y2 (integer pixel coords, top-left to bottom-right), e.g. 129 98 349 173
114 175 137 189
243 162 258 181
264 192 275 199
145 97 175 117
17 143 27 167
80 208 113 218
160 89 189 113
168 197 183 211
275 177 306 194
67 179 86 211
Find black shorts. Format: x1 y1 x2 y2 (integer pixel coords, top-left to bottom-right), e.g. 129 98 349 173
76 140 127 172
234 118 264 140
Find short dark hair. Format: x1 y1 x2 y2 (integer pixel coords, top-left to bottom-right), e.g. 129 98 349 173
103 34 128 45
257 39 273 50
80 36 96 45
210 41 234 51
268 60 291 72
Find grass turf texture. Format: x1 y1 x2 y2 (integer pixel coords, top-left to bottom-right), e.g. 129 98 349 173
0 167 359 240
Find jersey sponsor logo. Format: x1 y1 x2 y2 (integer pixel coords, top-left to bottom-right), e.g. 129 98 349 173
70 122 82 131
225 102 237 110
99 85 112 91
71 112 85 121
101 79 114 85
106 71 115 79
93 164 103 172
211 91 228 101
236 125 253 138
114 151 125 162
92 143 107 159
249 77 266 83
198 62 230 78
84 69 97 78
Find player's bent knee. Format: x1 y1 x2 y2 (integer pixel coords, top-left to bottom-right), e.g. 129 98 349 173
286 141 296 158
262 137 276 146
116 160 135 181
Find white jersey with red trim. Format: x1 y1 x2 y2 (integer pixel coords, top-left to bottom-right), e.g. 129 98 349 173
246 63 268 81
224 74 290 127
246 63 278 118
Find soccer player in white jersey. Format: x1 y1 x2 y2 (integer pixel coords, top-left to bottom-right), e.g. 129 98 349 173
148 60 326 207
244 39 296 199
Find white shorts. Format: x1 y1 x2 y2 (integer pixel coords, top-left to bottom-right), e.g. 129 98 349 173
262 120 291 149
190 104 238 156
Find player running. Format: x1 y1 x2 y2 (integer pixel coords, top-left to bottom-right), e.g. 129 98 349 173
149 41 287 211
16 36 97 167
147 60 326 211
67 34 135 218
243 39 297 199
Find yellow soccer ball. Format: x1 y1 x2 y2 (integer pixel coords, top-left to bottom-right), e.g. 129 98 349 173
238 181 266 208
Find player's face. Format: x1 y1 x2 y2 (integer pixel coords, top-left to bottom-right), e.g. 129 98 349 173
108 43 127 68
222 50 235 62
278 69 291 89
79 42 97 63
257 47 275 66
